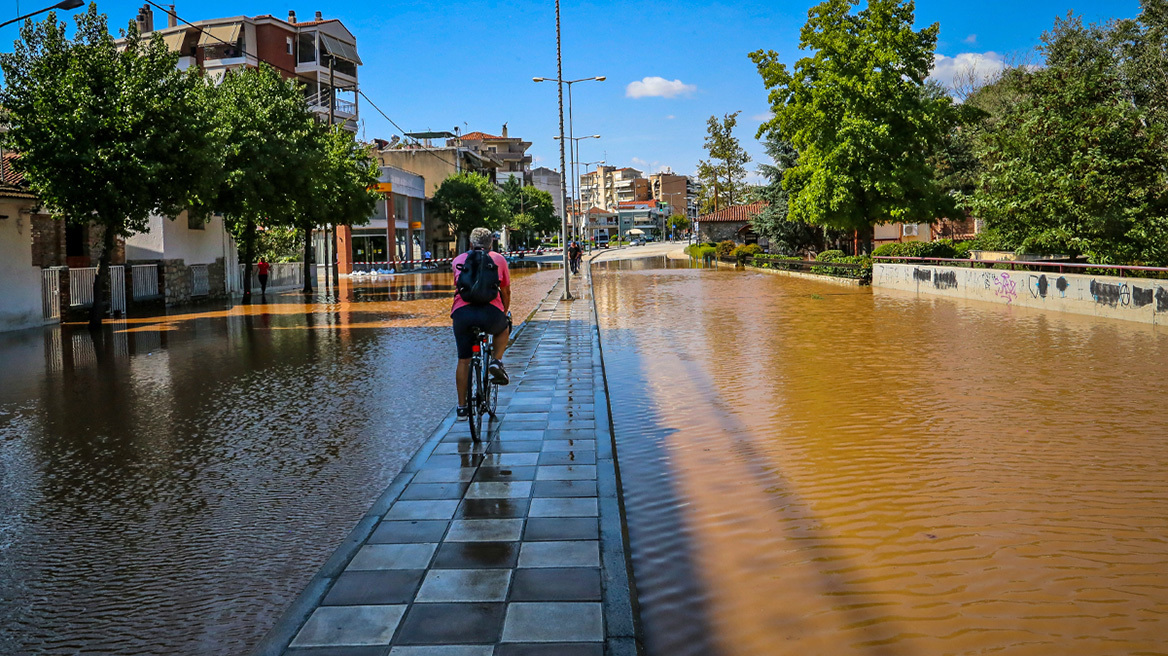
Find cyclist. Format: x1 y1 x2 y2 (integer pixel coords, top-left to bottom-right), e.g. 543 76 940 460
452 227 511 419
568 240 582 274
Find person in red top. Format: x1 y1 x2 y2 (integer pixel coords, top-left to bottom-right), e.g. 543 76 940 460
256 259 271 295
451 228 511 419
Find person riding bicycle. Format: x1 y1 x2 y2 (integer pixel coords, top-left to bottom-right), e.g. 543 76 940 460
452 227 511 420
568 240 582 274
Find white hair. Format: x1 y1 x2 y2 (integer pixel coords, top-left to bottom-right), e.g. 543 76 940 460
470 227 494 249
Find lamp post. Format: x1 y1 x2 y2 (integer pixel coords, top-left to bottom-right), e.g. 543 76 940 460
0 0 83 29
555 134 600 242
534 74 604 290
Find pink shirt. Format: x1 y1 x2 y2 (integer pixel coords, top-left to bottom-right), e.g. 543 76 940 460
451 250 511 314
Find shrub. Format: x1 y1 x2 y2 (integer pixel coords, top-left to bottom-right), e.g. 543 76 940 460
871 239 956 259
953 240 974 259
715 240 737 259
698 245 717 261
816 249 846 262
732 243 762 263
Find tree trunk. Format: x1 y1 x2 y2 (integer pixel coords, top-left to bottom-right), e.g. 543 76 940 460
332 223 340 286
242 216 255 299
302 227 314 293
88 221 118 330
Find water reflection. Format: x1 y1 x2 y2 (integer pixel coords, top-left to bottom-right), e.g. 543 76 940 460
593 257 1168 656
0 266 559 656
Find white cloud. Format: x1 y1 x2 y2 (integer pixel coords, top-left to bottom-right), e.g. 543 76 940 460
631 157 648 166
626 76 697 99
751 111 774 121
963 34 977 44
929 51 1006 88
665 115 676 120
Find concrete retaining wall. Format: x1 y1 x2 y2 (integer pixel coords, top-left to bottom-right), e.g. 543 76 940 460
874 263 1168 325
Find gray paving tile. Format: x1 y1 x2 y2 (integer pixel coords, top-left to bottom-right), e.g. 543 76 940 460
528 498 598 518
517 541 600 568
537 451 596 466
540 440 595 452
287 646 387 656
432 541 520 569
416 569 512 602
369 521 449 544
399 483 469 500
290 605 406 647
396 603 506 645
495 643 602 656
509 568 602 602
323 570 424 606
529 480 598 498
481 453 540 467
413 468 477 483
534 465 597 481
456 498 529 519
500 602 604 642
389 647 494 656
465 481 533 499
347 543 438 571
384 500 460 521
473 467 537 482
432 441 489 455
445 519 524 542
495 430 547 440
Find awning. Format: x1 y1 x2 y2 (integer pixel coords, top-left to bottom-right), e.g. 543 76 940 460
319 33 362 65
198 23 241 47
162 30 186 52
627 228 645 235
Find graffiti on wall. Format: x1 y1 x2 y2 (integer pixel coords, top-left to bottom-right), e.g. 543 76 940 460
1133 286 1154 308
933 270 958 290
1029 275 1048 299
1089 279 1131 308
993 273 1018 304
913 268 932 283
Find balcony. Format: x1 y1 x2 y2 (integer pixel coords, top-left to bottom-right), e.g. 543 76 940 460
306 91 356 117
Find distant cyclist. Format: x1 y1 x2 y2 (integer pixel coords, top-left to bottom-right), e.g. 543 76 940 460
452 227 511 419
568 241 582 274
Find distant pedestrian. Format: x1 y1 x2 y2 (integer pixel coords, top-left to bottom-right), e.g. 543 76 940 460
568 241 582 274
257 259 271 295
424 249 432 261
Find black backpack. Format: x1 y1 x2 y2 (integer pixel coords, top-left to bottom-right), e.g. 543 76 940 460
456 249 501 305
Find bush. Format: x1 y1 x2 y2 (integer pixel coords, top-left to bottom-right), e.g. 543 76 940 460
698 245 717 261
732 243 762 263
871 239 957 259
715 240 737 259
816 249 846 262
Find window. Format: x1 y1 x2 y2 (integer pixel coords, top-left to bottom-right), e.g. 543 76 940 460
286 36 293 55
187 212 205 230
297 33 316 63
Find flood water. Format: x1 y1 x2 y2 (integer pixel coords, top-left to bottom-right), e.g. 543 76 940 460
0 265 560 655
593 256 1168 656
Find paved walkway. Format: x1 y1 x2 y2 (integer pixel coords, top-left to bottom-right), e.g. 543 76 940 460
257 274 638 656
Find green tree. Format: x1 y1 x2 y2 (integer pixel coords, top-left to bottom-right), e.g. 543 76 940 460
969 13 1168 264
213 64 320 297
501 177 557 248
432 172 507 248
750 134 823 255
0 5 220 327
289 126 379 290
750 0 956 233
696 112 752 213
666 214 691 238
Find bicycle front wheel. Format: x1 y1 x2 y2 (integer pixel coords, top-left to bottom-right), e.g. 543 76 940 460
468 359 483 442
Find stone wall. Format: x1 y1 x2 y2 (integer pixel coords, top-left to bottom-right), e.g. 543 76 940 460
873 263 1168 325
208 257 226 298
698 222 745 243
161 259 190 306
31 215 66 268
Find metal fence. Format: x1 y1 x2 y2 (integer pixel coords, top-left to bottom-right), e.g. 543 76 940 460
41 268 60 321
191 264 210 297
68 267 97 307
874 256 1168 279
132 264 160 299
241 262 305 291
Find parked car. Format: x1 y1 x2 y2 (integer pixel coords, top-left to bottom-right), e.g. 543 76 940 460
630 239 643 246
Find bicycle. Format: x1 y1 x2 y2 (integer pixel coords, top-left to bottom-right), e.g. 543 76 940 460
466 314 510 442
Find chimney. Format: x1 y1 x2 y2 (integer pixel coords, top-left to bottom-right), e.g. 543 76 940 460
501 123 508 138
314 10 323 21
167 4 177 28
143 4 155 32
288 10 296 24
134 9 147 34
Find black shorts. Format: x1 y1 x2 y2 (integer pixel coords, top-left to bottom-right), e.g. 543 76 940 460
452 305 509 359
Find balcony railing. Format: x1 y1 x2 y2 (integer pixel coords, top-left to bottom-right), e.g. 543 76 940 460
306 91 356 116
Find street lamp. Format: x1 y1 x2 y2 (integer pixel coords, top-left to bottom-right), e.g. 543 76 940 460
535 74 604 291
0 0 83 29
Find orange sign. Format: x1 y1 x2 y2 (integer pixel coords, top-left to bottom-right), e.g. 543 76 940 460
371 182 393 193
409 221 423 230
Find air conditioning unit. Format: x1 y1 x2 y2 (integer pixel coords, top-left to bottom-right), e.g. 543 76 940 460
902 224 919 237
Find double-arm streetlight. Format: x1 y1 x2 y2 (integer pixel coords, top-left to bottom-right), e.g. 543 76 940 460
554 134 600 241
534 74 604 295
0 0 83 29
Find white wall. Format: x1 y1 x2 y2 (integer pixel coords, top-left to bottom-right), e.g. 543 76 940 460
125 212 237 265
874 263 1168 325
0 202 44 333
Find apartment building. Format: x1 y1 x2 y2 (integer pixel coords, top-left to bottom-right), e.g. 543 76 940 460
125 4 361 131
649 170 700 220
452 126 533 186
531 167 564 218
617 200 666 239
578 166 650 213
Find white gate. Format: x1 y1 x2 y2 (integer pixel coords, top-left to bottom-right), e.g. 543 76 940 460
191 265 210 296
132 264 159 299
110 266 126 314
41 268 60 322
69 267 97 307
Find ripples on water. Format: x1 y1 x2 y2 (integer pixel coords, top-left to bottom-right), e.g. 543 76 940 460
594 258 1168 656
0 266 559 655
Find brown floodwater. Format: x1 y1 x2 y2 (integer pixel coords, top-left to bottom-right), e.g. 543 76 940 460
0 264 560 655
593 256 1168 656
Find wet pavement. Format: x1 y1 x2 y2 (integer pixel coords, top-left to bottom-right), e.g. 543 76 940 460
0 265 562 656
593 255 1168 656
263 275 637 656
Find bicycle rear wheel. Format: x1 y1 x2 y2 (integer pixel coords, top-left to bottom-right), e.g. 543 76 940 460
468 358 483 442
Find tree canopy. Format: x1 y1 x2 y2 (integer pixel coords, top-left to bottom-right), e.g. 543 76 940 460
432 173 508 244
751 0 956 232
696 112 751 213
0 4 219 325
501 177 557 247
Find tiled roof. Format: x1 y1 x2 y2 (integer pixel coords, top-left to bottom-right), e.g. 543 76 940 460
290 19 339 27
698 201 768 223
0 152 36 199
459 132 502 141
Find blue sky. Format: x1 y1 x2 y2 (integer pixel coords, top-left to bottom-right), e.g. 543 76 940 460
1 0 1145 183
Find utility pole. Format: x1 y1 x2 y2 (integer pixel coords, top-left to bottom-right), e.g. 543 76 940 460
328 57 340 287
555 0 571 300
